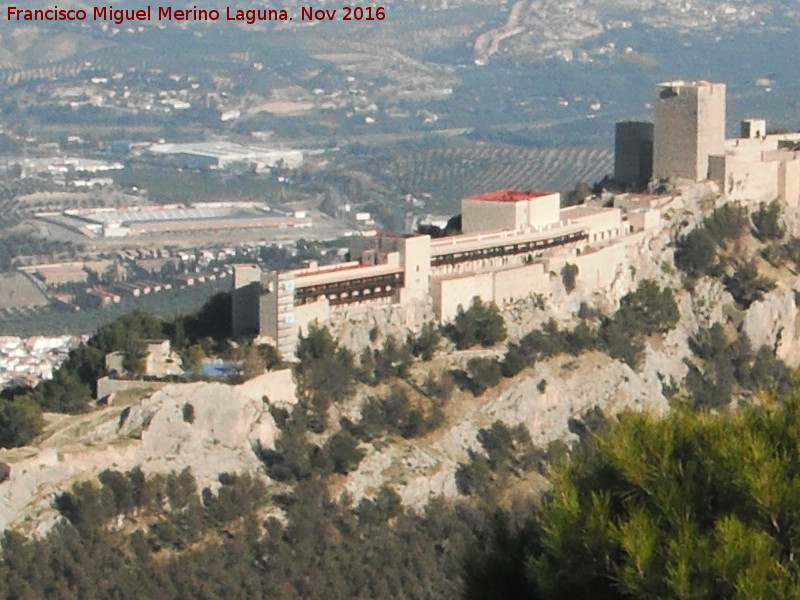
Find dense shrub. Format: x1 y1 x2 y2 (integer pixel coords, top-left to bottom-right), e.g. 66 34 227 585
445 298 507 350
466 400 800 599
703 201 749 244
599 319 646 368
0 397 43 448
456 421 541 498
423 371 455 401
357 388 444 440
615 279 680 336
182 403 195 424
560 263 579 293
324 431 365 474
751 200 786 241
295 325 357 431
409 322 442 361
722 261 775 309
685 324 791 409
466 357 503 395
675 227 718 278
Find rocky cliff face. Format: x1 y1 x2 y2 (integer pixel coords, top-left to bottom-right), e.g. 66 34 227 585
341 351 671 508
0 382 278 536
6 184 800 534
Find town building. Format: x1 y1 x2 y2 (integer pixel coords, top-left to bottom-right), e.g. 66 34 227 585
147 141 303 171
233 190 659 358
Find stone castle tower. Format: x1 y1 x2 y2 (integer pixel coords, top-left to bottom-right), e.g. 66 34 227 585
653 80 726 182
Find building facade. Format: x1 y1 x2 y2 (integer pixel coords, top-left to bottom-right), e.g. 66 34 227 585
233 191 658 358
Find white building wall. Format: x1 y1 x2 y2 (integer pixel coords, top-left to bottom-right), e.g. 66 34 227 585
431 272 494 323
709 151 779 202
492 263 550 307
462 200 520 233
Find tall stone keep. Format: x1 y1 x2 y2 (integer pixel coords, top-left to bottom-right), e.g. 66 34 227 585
614 121 654 189
653 80 726 182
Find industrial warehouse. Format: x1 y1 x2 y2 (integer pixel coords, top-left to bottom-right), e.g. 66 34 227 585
52 202 311 238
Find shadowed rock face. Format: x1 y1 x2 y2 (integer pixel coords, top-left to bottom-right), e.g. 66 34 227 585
0 462 9 484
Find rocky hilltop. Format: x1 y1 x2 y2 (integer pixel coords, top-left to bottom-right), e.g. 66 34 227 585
3 181 800 535
0 375 293 535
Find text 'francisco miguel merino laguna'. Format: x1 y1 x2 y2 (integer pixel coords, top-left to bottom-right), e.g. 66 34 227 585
7 5 387 24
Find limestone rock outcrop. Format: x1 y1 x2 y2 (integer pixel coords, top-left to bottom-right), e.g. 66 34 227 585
0 381 278 535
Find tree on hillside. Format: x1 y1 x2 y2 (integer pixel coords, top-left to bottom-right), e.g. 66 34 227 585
445 298 507 350
723 261 775 309
560 263 578 294
675 228 718 278
752 200 786 242
0 397 42 448
615 279 680 336
466 398 800 600
295 325 356 431
703 202 749 245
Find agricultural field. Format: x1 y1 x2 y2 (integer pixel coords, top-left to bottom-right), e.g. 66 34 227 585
349 144 613 213
0 278 229 337
0 272 49 311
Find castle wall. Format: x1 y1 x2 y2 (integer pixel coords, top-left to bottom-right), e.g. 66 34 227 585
573 244 627 290
431 272 494 323
492 263 550 306
778 158 800 208
709 151 779 202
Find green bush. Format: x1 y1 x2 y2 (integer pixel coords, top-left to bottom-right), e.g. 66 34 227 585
675 227 718 278
723 261 775 308
752 200 786 241
466 357 503 395
423 371 455 401
703 201 749 244
357 388 443 440
466 401 800 599
409 322 441 361
182 403 195 424
501 342 531 378
295 325 356 427
560 263 579 294
599 319 645 368
445 298 507 350
615 279 680 336
0 397 42 448
325 431 365 474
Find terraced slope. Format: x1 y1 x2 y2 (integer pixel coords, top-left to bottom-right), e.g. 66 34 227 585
362 145 612 211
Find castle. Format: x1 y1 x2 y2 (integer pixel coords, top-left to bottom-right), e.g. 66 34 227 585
233 188 658 357
234 79 798 358
616 79 800 205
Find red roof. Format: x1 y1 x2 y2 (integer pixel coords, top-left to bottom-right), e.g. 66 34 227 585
468 190 555 203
